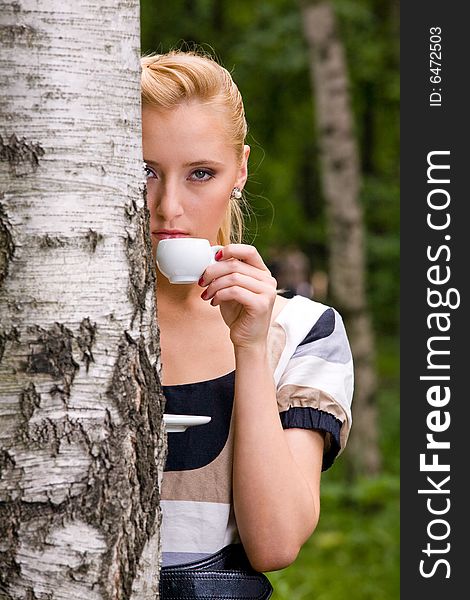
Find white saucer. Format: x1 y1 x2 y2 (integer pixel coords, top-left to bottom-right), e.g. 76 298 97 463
163 414 212 433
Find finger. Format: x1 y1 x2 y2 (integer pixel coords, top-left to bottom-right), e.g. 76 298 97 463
202 272 273 300
200 257 275 286
210 285 262 308
215 244 270 272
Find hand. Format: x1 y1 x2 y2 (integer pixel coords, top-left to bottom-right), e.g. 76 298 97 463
199 244 278 349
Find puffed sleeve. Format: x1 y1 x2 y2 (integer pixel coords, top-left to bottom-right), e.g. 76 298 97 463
274 302 354 471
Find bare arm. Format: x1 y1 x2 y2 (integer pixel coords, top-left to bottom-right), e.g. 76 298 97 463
200 243 325 572
232 344 323 572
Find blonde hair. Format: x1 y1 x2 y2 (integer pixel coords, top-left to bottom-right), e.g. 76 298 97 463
141 49 248 245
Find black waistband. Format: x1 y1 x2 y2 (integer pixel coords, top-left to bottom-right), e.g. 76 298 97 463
160 544 273 599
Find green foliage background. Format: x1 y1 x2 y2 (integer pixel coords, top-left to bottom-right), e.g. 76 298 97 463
140 1 399 597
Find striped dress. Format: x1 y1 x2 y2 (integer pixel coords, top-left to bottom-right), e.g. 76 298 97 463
160 294 354 567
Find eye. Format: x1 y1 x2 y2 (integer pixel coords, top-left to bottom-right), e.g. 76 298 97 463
190 169 213 182
144 162 157 179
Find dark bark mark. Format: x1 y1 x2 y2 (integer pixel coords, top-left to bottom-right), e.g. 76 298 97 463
37 232 104 251
124 198 139 221
77 318 97 372
19 383 41 422
49 384 70 408
0 204 15 288
0 450 16 471
17 384 92 457
26 415 90 458
0 134 45 175
0 327 19 364
84 332 165 599
67 560 91 582
39 234 66 249
0 24 37 48
25 323 79 394
0 583 15 598
85 229 103 253
0 452 17 506
0 552 19 598
125 204 156 329
41 88 67 102
0 504 29 593
0 500 72 594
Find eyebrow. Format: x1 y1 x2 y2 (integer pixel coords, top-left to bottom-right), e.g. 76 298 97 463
144 159 224 168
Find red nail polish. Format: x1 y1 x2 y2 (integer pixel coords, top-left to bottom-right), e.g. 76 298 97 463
215 250 223 261
201 289 208 300
198 276 204 286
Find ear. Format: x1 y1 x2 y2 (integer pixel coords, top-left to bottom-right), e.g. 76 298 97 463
234 144 250 190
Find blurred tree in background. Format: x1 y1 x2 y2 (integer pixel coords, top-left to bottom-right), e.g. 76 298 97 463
300 0 380 478
140 0 399 597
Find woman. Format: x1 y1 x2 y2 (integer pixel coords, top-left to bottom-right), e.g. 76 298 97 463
141 50 354 599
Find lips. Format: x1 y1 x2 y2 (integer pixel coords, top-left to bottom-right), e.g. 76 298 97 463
153 230 190 240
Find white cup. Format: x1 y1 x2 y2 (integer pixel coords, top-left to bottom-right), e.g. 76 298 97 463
156 238 223 284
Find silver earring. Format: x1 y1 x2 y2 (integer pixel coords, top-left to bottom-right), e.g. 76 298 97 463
230 187 242 200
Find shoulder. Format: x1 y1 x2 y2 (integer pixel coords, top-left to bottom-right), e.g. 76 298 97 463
272 293 343 339
269 294 353 383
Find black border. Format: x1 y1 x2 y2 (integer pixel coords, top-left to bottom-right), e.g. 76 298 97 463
401 3 468 596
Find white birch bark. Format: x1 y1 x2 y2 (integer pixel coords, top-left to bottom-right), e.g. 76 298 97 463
0 1 166 598
300 0 380 476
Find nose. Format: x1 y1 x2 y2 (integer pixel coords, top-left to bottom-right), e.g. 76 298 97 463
147 179 185 222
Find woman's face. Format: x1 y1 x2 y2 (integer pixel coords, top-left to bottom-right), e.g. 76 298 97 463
142 101 249 253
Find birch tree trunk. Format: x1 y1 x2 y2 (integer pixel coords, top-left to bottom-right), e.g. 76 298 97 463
0 1 166 598
300 0 381 476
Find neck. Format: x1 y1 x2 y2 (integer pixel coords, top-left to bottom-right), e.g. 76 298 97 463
155 266 204 309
